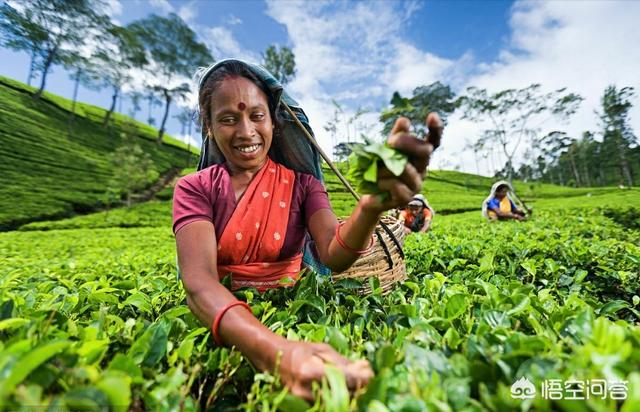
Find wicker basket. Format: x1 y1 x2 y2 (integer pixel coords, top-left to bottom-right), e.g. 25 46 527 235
332 216 407 295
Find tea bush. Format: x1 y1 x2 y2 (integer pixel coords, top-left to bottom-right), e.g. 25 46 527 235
1 205 638 411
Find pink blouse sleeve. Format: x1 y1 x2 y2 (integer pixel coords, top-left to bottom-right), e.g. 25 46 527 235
172 174 213 234
303 175 332 226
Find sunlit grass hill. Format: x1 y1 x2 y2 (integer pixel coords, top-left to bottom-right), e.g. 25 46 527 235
16 162 639 232
0 76 197 230
3 73 636 232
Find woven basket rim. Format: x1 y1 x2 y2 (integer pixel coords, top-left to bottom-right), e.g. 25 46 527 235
331 216 406 294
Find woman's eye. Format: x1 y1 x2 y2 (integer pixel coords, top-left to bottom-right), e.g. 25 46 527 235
252 113 265 121
219 117 235 124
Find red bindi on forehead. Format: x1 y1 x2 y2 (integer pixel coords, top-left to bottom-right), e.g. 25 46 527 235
237 102 246 111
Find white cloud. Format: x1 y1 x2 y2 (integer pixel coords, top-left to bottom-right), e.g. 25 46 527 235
227 14 242 26
175 133 200 148
178 1 197 23
265 0 459 156
148 0 174 14
266 0 640 177
445 0 640 176
5 0 25 12
102 0 123 17
126 61 192 94
381 43 463 96
202 27 259 63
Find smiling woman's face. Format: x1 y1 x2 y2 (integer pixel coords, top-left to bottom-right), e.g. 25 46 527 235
209 76 273 173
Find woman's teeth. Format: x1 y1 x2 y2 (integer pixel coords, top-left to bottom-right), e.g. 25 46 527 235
236 144 260 153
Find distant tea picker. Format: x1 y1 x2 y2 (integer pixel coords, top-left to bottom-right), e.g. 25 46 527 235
482 181 530 221
172 59 444 399
399 194 434 233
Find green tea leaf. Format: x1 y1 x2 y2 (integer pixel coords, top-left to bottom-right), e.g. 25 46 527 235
277 393 311 412
108 354 143 382
127 318 170 367
363 160 377 183
122 292 152 314
322 365 349 412
347 140 408 196
0 318 29 332
0 340 71 402
598 300 631 316
96 372 132 412
445 294 468 320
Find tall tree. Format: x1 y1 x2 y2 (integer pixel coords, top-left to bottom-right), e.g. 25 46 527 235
459 84 583 183
128 92 143 120
174 107 193 136
333 142 353 163
128 13 212 143
598 85 637 187
0 2 47 86
324 100 342 152
87 24 147 127
0 0 102 98
527 127 638 187
61 15 109 133
146 92 162 125
64 54 99 135
541 131 572 185
380 82 456 137
262 44 296 85
577 132 595 187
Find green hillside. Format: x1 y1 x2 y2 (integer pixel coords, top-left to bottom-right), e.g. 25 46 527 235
17 160 639 232
325 164 637 218
4 71 631 234
0 76 197 231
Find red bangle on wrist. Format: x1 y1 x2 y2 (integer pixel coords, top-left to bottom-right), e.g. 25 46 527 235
212 301 252 346
334 221 375 255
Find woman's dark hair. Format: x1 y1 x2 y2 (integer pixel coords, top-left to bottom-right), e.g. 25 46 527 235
496 184 509 192
198 60 281 136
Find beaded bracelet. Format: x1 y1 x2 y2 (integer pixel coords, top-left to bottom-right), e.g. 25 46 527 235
334 221 375 255
212 301 252 346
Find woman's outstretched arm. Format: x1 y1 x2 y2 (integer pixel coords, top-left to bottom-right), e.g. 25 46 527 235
176 221 282 371
175 221 372 399
310 114 443 271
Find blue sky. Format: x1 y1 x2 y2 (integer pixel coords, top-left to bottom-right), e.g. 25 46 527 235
2 0 638 175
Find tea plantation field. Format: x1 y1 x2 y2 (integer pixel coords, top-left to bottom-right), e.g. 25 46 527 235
1 73 639 412
1 177 638 410
0 76 197 231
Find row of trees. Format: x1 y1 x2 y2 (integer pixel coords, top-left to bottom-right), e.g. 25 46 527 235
0 0 296 143
374 81 637 186
513 86 639 187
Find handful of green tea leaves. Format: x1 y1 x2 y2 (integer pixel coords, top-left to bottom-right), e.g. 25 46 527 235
347 139 408 196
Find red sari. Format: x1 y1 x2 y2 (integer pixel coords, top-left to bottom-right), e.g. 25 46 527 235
217 158 303 291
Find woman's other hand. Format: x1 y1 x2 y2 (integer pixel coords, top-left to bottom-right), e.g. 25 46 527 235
279 341 373 400
360 113 443 214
